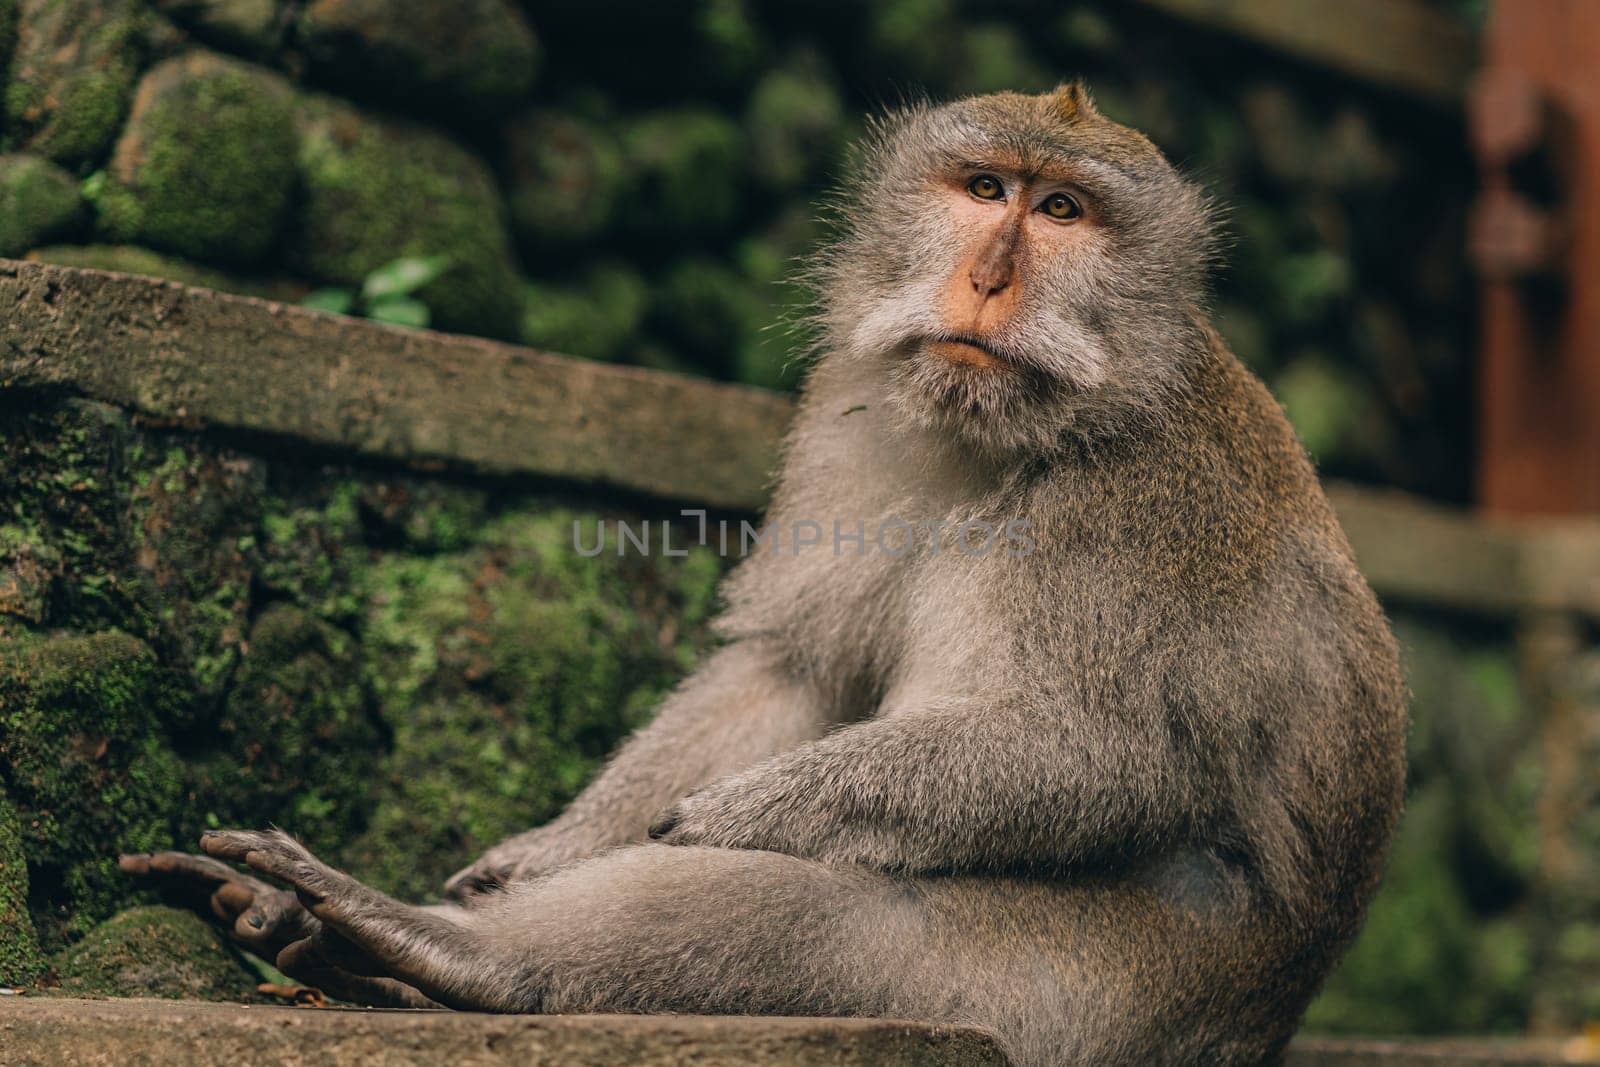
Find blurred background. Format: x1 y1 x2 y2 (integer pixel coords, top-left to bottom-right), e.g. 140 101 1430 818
3 0 1598 1040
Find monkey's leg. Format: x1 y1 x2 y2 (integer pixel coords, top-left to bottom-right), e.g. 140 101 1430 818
200 829 530 1011
445 640 832 898
459 842 960 1020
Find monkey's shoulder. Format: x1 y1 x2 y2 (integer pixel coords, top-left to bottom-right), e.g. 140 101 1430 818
1024 359 1356 619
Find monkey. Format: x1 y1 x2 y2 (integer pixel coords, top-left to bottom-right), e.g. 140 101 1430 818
120 83 1407 1066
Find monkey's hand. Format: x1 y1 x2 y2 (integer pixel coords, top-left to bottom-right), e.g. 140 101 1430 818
120 849 318 959
443 841 521 901
121 845 439 1009
646 747 910 870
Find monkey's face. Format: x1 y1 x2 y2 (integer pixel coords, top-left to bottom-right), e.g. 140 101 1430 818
820 85 1216 454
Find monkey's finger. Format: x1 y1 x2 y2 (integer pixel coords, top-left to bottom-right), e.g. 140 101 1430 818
277 938 440 1009
121 850 255 888
231 888 316 953
442 864 502 901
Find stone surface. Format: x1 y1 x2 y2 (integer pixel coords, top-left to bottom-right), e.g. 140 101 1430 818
1286 1036 1597 1065
288 94 524 339
3 0 148 166
25 244 306 303
0 154 84 257
1 998 1591 1065
502 111 624 249
97 52 296 266
50 907 260 1000
298 0 537 117
0 259 787 509
0 998 1010 1066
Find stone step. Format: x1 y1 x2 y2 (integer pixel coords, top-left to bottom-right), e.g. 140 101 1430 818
0 997 1008 1066
3 997 1589 1066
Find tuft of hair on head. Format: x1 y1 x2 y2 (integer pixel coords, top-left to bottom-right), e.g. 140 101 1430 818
1051 80 1099 122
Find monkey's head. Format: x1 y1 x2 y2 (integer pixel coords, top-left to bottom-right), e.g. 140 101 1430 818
816 84 1218 454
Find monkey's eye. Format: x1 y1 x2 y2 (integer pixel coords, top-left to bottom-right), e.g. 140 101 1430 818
1041 192 1082 220
967 174 1004 201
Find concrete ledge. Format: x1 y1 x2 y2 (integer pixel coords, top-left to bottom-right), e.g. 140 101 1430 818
1287 1035 1595 1066
0 998 1009 1067
0 259 791 511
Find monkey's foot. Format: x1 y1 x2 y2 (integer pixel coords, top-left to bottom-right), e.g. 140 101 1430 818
200 829 521 1011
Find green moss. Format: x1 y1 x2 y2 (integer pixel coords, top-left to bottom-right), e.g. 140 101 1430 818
96 52 296 266
345 508 723 899
619 109 746 237
186 605 381 857
520 263 648 362
0 153 83 257
0 631 186 949
1307 785 1534 1034
503 111 623 249
0 786 44 987
651 256 766 379
298 0 537 116
52 905 258 999
0 0 17 94
125 440 265 706
744 57 845 192
288 94 523 339
3 0 148 167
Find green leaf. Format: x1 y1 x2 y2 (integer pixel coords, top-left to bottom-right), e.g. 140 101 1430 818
80 170 106 204
367 297 431 329
301 288 356 315
362 255 450 302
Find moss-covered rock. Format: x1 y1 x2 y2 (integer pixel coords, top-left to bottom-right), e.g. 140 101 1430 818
0 631 186 950
650 256 768 380
288 94 523 339
744 56 845 193
619 109 747 238
150 0 283 58
0 153 83 257
298 0 537 118
52 905 258 999
0 786 44 987
520 263 648 363
3 0 148 167
503 110 623 249
0 0 18 92
24 244 305 302
187 604 381 857
96 52 295 266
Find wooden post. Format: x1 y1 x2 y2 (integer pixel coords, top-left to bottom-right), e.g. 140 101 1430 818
1471 0 1600 515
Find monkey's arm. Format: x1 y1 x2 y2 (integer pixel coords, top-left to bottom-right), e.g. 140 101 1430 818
649 697 1214 873
445 639 830 897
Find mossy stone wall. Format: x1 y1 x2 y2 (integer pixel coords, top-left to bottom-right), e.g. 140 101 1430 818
1 0 1477 499
0 392 722 988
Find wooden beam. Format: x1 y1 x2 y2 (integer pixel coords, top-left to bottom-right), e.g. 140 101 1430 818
1132 0 1476 102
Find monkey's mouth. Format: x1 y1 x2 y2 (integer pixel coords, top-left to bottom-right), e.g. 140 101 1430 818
923 333 1010 370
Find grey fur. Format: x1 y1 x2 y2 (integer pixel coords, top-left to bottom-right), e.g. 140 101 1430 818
126 86 1406 1067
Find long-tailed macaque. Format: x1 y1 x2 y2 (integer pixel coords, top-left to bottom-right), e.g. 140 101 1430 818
122 84 1407 1066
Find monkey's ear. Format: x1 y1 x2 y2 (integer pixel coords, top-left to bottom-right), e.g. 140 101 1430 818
1052 80 1099 121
